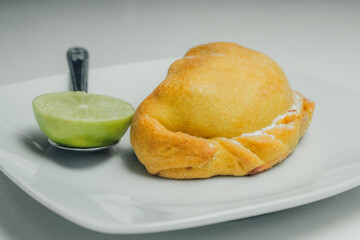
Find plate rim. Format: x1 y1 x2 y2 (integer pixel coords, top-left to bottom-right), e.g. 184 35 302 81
2 160 360 234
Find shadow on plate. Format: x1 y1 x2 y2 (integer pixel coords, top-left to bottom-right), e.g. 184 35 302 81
44 147 111 169
19 127 110 169
115 146 154 178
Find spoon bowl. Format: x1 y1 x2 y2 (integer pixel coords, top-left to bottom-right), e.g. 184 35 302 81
48 139 117 152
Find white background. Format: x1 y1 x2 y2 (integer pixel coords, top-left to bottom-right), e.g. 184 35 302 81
1 0 360 239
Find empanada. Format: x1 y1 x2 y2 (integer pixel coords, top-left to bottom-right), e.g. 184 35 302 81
130 42 315 179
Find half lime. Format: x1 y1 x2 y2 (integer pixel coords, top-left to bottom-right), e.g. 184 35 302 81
32 91 135 148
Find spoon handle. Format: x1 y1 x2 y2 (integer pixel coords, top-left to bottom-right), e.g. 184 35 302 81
67 47 89 92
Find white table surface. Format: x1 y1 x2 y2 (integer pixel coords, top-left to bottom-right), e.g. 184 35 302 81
1 0 360 239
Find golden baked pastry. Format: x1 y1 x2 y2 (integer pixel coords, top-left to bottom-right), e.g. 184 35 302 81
130 42 315 179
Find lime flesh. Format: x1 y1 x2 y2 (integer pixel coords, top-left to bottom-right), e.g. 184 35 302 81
32 92 135 148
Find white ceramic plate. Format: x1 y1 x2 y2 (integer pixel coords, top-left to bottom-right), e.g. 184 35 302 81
0 59 359 234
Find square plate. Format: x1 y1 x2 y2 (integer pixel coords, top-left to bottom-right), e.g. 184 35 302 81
0 59 359 234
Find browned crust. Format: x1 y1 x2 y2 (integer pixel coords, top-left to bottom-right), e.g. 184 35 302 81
246 165 267 176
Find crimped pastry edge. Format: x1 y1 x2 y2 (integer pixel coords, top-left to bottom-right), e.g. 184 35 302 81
130 92 315 179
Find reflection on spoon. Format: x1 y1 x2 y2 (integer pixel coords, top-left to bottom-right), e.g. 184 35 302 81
48 139 117 152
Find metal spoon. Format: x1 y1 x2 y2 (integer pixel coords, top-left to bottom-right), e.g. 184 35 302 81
48 47 117 151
